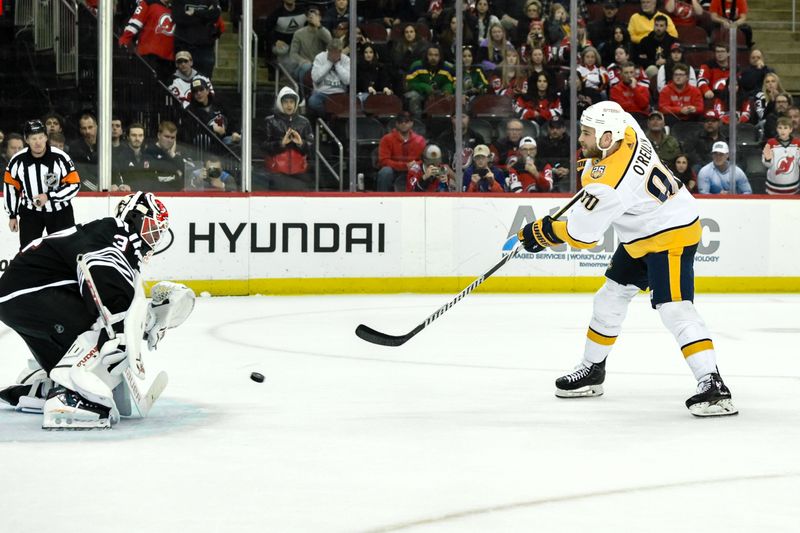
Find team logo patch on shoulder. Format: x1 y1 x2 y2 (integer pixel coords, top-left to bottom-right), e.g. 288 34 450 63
590 165 606 179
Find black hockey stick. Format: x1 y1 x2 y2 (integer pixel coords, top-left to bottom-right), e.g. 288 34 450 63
355 191 586 347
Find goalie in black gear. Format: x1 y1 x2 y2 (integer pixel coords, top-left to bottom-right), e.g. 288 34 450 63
0 191 195 429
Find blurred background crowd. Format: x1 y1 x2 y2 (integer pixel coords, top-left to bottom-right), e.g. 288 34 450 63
0 0 797 194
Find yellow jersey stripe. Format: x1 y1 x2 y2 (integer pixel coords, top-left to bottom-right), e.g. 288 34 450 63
581 127 638 189
668 249 683 301
623 218 702 259
587 327 617 346
681 339 714 358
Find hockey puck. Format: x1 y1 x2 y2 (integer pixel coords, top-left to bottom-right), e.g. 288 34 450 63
250 372 265 383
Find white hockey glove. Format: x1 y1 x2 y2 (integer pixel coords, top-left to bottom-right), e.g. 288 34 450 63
144 281 196 351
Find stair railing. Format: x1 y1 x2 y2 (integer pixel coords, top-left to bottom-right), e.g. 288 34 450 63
54 0 78 77
315 118 344 192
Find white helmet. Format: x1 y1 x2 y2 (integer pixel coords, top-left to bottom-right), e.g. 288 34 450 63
115 191 170 255
580 101 627 157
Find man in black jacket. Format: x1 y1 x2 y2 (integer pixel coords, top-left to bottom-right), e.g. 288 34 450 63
536 116 572 191
262 86 314 190
171 0 223 77
144 120 194 191
187 78 241 145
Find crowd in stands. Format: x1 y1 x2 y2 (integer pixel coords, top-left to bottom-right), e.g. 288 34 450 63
3 0 800 195
255 0 799 194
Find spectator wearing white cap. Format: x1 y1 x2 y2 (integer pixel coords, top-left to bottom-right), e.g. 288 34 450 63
463 144 506 192
696 141 752 194
505 136 554 192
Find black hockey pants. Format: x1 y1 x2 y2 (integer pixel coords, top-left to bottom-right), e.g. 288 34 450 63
0 286 95 374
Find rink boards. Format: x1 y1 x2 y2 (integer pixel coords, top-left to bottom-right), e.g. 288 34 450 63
1 194 798 295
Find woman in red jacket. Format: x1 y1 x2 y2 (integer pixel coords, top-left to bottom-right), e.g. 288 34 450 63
514 72 562 126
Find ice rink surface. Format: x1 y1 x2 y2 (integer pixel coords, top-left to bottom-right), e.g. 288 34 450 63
1 292 799 532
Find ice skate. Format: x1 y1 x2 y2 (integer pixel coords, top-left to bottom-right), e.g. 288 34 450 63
0 360 54 414
555 360 606 398
686 373 738 417
42 386 112 430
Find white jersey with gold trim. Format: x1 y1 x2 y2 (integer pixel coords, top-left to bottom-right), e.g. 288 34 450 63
559 117 701 258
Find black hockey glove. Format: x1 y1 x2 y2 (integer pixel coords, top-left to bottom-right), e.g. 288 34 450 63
518 216 564 253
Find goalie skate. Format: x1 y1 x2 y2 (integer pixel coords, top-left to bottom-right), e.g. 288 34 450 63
42 387 112 430
555 360 606 398
686 373 738 417
0 361 54 414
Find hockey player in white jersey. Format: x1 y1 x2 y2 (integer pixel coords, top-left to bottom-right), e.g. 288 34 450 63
518 101 737 417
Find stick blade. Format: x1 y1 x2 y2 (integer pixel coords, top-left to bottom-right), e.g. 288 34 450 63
355 324 411 347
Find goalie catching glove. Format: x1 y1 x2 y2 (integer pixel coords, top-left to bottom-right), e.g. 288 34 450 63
518 215 564 253
144 281 196 351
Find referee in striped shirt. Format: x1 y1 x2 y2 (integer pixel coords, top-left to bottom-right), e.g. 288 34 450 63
3 119 81 249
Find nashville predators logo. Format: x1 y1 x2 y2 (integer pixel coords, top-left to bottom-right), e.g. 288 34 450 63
590 165 606 179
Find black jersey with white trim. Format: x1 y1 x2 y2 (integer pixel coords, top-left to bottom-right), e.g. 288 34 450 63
3 145 80 217
0 218 145 319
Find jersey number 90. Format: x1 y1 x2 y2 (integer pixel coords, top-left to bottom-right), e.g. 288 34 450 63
646 166 681 203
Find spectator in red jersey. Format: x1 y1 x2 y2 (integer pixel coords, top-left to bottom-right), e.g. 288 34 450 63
407 144 457 192
610 61 651 118
664 0 707 28
607 45 649 88
709 0 753 49
698 43 734 102
119 0 176 82
514 72 562 126
376 112 427 192
488 48 528 98
504 136 553 193
658 63 703 124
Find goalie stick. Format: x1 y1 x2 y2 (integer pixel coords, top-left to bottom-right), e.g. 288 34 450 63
76 255 167 417
355 191 586 347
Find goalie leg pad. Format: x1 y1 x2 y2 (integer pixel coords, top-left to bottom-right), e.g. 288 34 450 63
49 330 123 425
